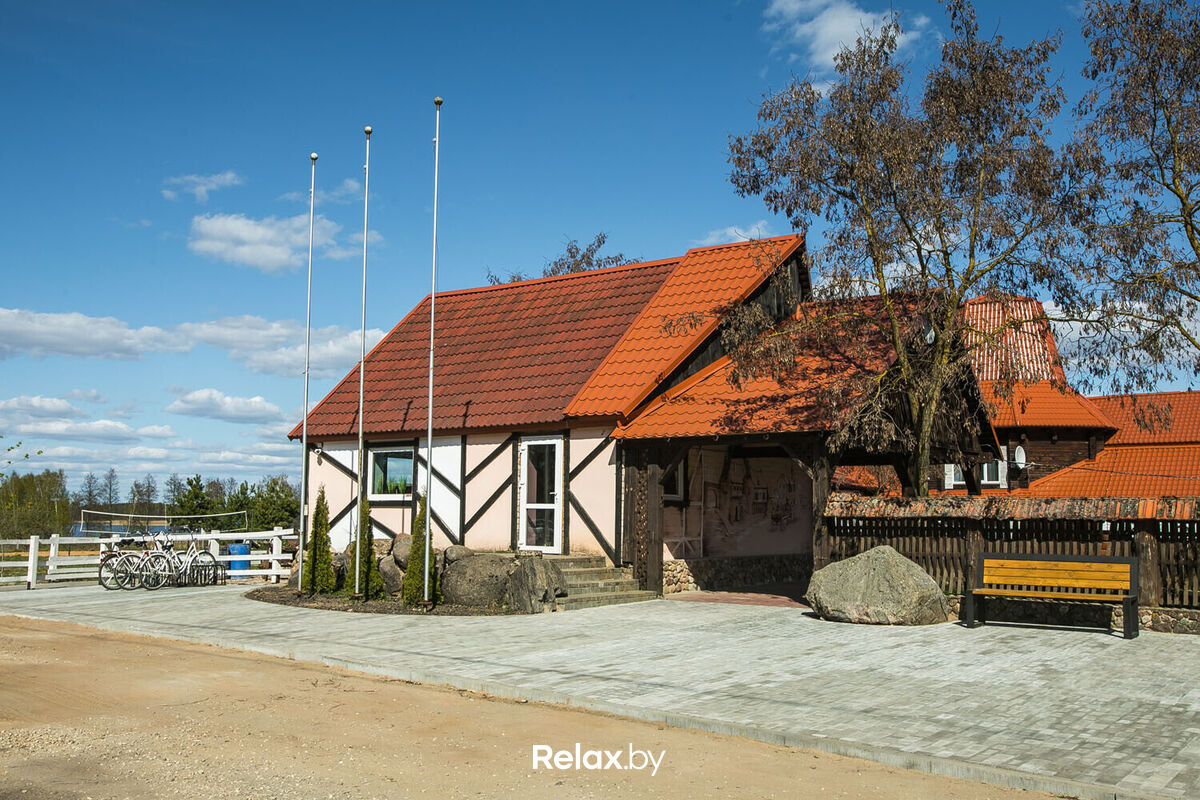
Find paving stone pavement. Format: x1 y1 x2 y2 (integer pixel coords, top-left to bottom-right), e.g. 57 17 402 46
2 584 1198 800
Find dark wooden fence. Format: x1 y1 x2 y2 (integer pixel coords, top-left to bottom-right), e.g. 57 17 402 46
827 515 1200 609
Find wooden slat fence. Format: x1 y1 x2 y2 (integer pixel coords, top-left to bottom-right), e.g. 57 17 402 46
1157 520 1200 609
828 516 971 596
829 515 1200 609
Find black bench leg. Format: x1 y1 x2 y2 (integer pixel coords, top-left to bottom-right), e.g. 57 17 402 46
1123 597 1139 639
962 593 981 628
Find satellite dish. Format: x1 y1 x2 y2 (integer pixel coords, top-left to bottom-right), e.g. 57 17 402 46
1013 446 1027 471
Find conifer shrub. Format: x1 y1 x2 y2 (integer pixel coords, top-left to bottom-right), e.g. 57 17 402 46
353 494 384 600
401 493 440 605
305 486 335 594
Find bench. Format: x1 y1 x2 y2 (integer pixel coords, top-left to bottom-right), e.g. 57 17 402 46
962 552 1139 639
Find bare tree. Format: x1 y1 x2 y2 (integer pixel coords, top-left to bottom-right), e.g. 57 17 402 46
1066 0 1200 389
727 1 1086 493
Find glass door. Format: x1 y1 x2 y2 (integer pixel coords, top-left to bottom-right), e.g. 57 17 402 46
518 436 563 553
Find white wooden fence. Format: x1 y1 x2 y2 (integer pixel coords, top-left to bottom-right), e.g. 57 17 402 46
0 528 296 588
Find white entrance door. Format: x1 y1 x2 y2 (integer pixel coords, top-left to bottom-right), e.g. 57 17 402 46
518 436 564 553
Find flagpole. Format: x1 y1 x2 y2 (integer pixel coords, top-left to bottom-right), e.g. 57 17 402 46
298 151 317 593
355 125 372 598
423 98 442 604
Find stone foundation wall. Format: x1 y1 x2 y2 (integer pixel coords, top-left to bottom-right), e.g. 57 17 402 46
663 554 811 594
946 595 1200 635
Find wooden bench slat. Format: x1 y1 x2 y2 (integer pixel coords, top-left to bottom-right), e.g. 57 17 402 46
974 588 1130 601
983 566 1130 581
984 559 1130 574
981 575 1131 590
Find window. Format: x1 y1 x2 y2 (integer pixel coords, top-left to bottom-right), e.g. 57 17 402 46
369 448 414 499
945 447 1007 489
662 460 686 502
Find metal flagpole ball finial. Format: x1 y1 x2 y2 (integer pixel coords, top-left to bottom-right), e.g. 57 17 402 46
310 152 318 162
364 125 372 136
434 97 443 107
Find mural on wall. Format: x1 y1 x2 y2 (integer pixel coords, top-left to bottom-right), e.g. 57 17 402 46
662 448 813 559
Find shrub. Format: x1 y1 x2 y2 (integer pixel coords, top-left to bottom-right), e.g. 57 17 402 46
401 493 440 605
305 486 335 594
352 494 384 600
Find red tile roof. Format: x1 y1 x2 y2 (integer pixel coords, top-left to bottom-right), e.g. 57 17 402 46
980 381 1117 430
1090 391 1200 445
1022 444 1200 497
962 296 1064 382
291 258 677 439
612 310 893 440
566 235 805 419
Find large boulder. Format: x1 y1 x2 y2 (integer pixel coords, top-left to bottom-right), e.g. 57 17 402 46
806 546 950 625
505 556 568 614
390 533 413 569
378 555 404 596
442 553 513 607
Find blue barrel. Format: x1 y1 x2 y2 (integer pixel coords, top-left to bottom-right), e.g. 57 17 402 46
228 542 251 574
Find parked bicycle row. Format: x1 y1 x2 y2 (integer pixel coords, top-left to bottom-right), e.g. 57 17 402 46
98 534 225 590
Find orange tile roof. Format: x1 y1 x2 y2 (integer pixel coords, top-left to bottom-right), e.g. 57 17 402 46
1090 391 1200 445
612 313 892 440
980 380 1117 430
962 296 1064 382
833 465 901 494
1022 444 1200 497
566 235 804 419
291 258 677 439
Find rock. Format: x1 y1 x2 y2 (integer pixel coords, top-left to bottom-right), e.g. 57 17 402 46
504 555 568 614
390 534 413 569
806 545 950 625
378 556 403 596
442 553 512 607
372 538 390 557
331 552 351 591
444 544 475 564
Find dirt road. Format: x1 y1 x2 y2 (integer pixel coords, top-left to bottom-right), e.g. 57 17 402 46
0 616 1054 800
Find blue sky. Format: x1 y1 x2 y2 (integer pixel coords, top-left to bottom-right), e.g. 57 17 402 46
1 0 1138 496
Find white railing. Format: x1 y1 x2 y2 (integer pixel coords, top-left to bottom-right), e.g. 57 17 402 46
1 528 296 588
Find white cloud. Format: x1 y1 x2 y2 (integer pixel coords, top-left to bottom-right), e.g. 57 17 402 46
279 177 363 206
13 419 173 443
0 308 188 360
187 212 343 272
165 388 284 424
178 316 384 378
256 420 298 441
162 170 244 203
127 446 169 459
695 221 773 246
198 450 293 467
763 0 928 75
64 389 106 403
242 325 385 378
323 229 385 261
0 395 82 420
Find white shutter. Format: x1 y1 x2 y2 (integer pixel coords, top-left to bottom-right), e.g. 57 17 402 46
997 446 1008 489
943 463 956 490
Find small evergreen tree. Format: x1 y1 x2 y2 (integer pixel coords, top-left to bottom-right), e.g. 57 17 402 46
402 493 440 605
305 486 334 594
352 494 383 600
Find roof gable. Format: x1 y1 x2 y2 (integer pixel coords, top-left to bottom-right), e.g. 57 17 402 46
293 258 677 439
963 296 1065 382
565 235 805 420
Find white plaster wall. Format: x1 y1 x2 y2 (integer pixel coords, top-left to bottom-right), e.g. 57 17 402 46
463 433 514 551
307 442 360 551
414 436 464 550
567 427 617 560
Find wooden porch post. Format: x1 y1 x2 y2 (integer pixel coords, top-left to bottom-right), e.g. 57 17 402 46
1134 519 1162 608
646 461 663 596
810 451 832 571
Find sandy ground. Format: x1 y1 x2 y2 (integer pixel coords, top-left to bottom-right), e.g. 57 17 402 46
0 616 1059 800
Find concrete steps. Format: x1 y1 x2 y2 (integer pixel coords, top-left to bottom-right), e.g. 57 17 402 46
547 555 658 611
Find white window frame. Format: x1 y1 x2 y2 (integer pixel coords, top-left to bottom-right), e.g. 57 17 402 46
367 447 415 502
943 447 1008 490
